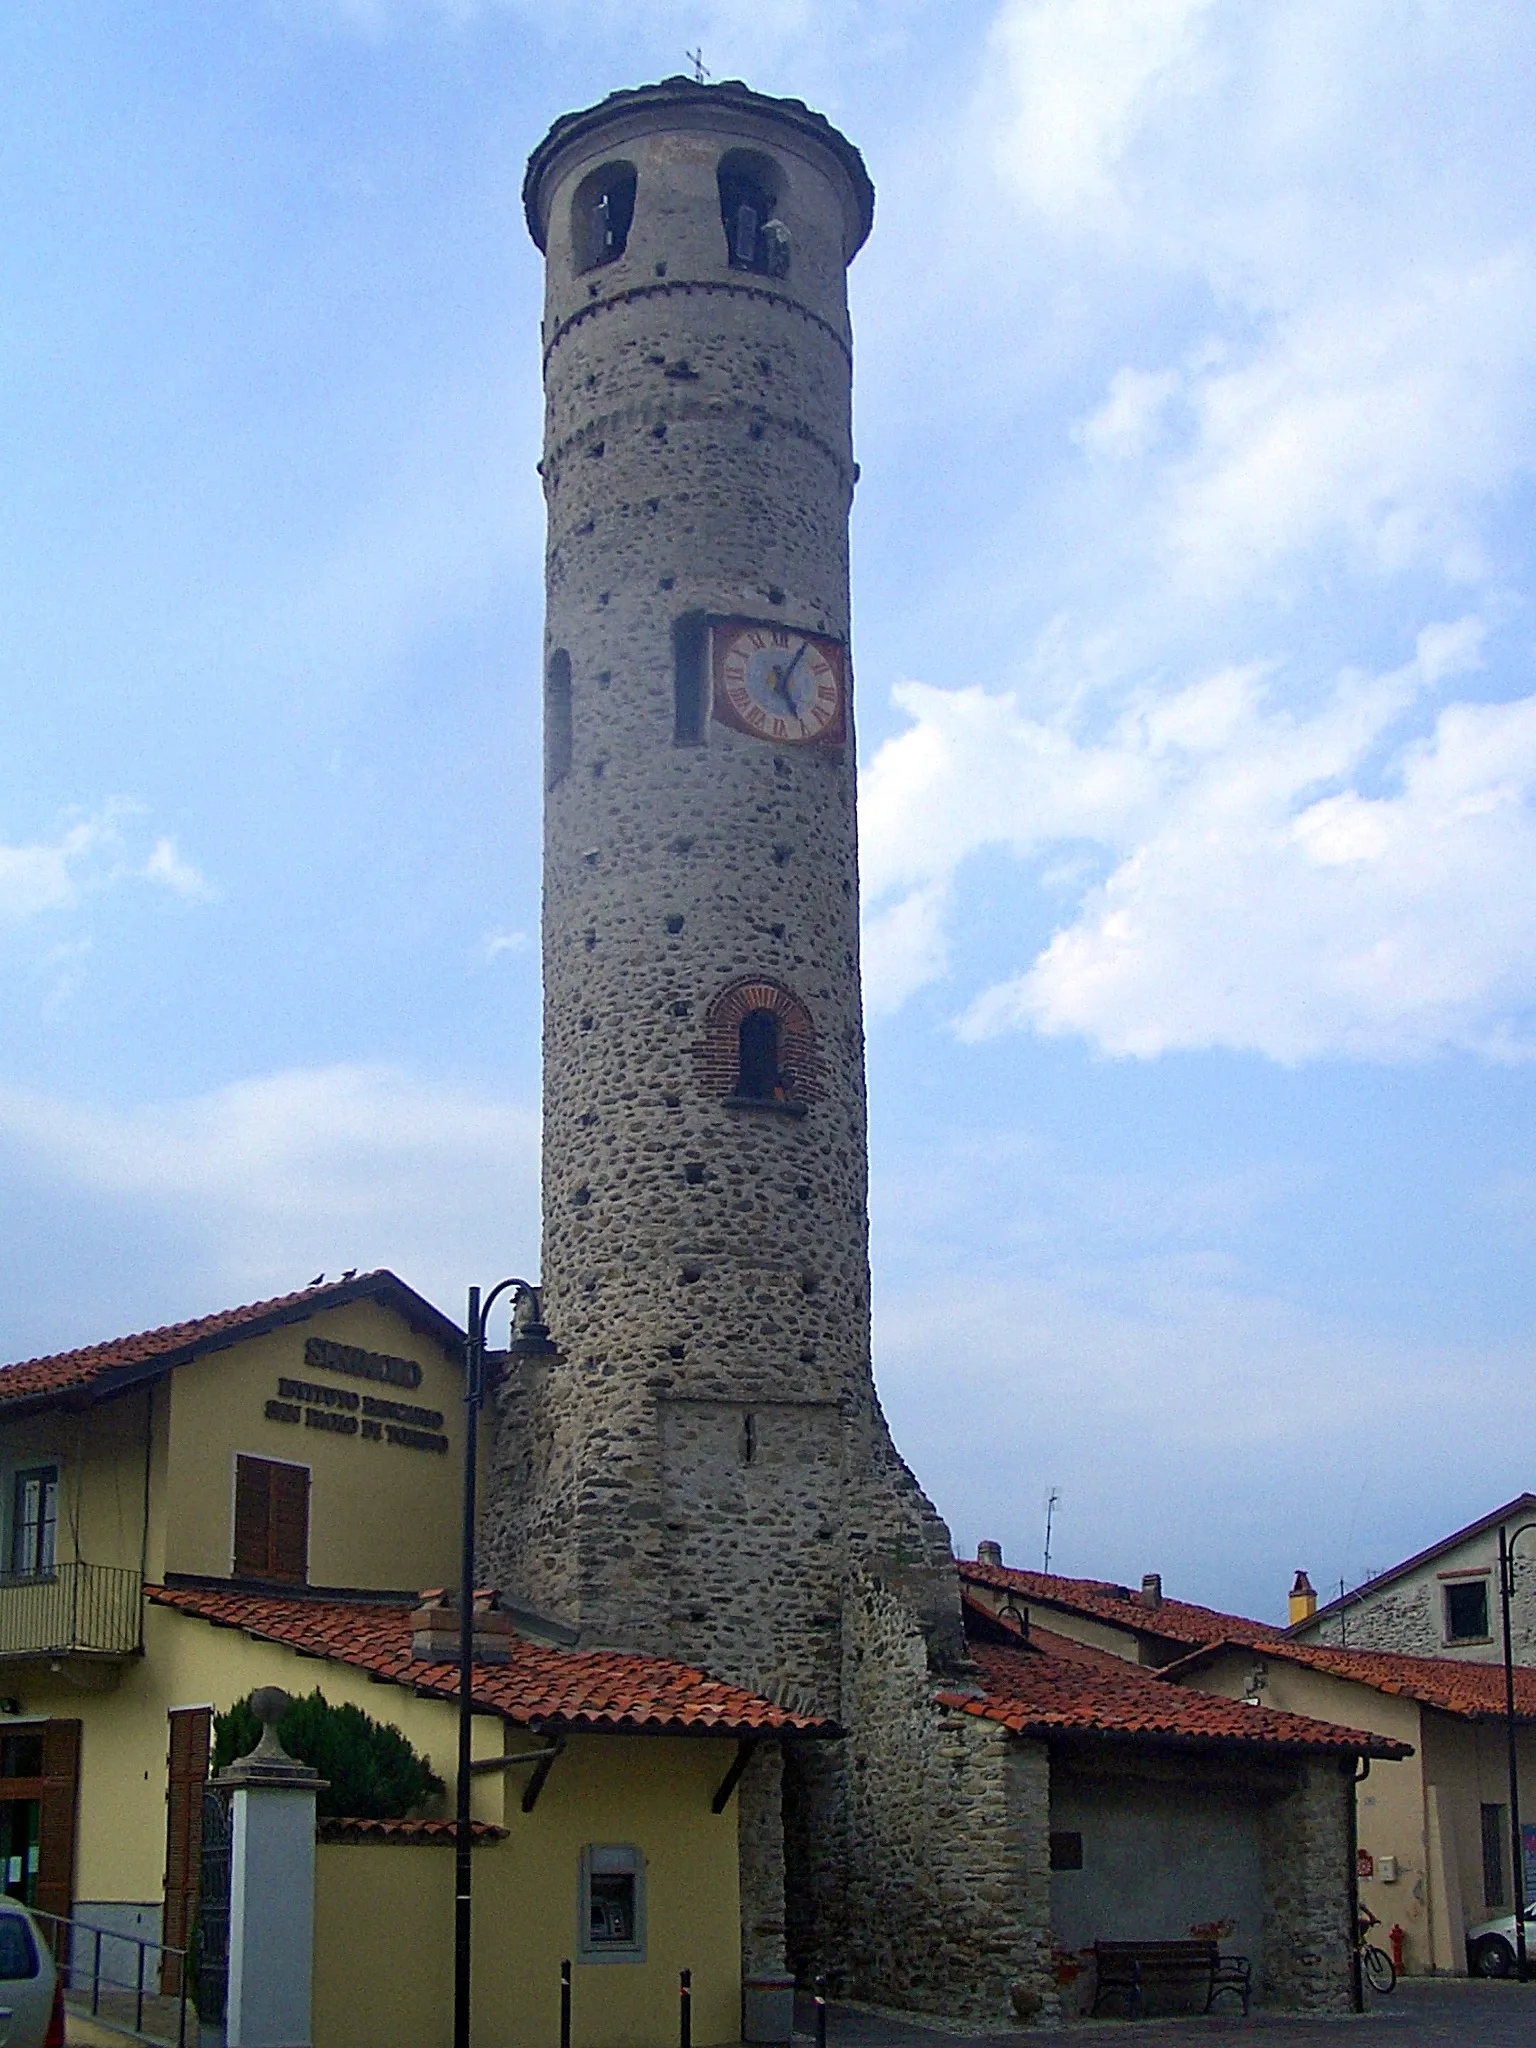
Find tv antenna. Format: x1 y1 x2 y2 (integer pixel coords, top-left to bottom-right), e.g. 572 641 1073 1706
687 47 711 84
1042 1488 1060 1575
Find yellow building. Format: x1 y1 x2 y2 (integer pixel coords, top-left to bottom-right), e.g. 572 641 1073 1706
0 1273 831 2047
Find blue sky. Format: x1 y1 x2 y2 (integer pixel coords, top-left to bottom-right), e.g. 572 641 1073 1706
3 0 1535 1622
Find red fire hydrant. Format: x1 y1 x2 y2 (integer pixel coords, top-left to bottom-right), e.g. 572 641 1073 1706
1389 1925 1405 1975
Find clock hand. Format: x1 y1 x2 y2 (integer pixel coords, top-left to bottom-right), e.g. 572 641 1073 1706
776 640 809 712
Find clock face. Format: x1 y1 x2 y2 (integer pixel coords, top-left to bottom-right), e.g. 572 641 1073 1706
711 620 846 746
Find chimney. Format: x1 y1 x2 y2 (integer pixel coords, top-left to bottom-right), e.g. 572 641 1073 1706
1139 1572 1162 1609
977 1540 1003 1569
410 1586 514 1666
1288 1570 1317 1626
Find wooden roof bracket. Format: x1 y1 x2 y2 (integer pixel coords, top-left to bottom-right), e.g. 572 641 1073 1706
711 1735 760 1814
467 1733 567 1813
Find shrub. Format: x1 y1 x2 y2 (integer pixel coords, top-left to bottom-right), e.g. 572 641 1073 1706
213 1690 444 1820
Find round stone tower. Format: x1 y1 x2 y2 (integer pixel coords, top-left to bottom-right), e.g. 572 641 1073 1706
483 79 1054 2021
487 89 960 1972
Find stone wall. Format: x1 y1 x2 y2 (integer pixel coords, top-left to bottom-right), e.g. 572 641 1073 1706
738 1742 789 1979
1259 1757 1356 2013
834 1570 1057 2024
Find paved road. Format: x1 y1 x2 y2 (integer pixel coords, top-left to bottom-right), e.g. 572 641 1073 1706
800 1981 1536 2047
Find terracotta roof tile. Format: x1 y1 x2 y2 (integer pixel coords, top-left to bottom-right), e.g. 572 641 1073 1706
940 1635 1407 1759
0 1272 461 1409
316 1817 505 1845
147 1584 835 1738
961 1559 1281 1650
1165 1636 1536 1722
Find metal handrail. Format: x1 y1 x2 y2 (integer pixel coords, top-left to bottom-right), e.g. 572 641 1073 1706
0 1563 143 1657
27 1904 189 2048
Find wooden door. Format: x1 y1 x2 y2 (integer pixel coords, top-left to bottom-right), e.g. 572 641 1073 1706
161 1708 210 1993
32 1719 80 1934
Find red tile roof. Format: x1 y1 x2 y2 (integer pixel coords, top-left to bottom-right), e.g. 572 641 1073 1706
0 1272 463 1410
147 1584 835 1738
940 1633 1407 1759
961 1558 1281 1651
1164 1635 1536 1722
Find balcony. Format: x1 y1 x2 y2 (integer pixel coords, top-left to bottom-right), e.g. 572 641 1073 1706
0 1564 143 1662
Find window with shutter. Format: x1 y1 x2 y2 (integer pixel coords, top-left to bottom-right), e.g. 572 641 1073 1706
161 1708 210 1994
232 1457 309 1583
270 1462 309 1583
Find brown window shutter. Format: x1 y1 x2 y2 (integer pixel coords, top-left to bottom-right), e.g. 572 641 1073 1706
160 1708 211 1992
269 1462 310 1584
34 1718 81 1929
233 1456 272 1577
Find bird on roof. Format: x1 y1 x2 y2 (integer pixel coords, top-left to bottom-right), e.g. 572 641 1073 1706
309 1273 325 1286
341 1268 357 1281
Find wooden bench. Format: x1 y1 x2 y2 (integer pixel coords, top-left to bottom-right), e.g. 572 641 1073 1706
1091 1939 1251 2018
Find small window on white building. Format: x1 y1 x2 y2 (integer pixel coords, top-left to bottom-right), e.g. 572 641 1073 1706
578 1844 645 1962
9 1468 58 1578
1444 1578 1490 1642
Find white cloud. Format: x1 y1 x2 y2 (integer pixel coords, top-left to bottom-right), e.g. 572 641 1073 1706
0 811 124 924
861 617 1536 1061
957 2 1536 607
1159 255 1536 595
143 836 214 901
481 927 530 962
0 805 213 928
0 1064 539 1316
984 0 1218 227
1076 365 1180 460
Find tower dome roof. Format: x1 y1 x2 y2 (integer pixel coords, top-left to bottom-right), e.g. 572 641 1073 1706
523 76 875 260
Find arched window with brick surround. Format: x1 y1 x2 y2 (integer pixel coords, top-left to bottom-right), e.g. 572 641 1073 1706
699 978 821 1114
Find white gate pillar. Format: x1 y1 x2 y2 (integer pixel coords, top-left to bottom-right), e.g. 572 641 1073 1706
215 1687 327 2048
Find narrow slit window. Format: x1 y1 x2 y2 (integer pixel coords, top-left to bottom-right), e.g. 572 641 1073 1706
572 162 637 274
717 151 787 278
673 614 708 746
743 1413 757 1466
546 649 573 789
736 1009 781 1100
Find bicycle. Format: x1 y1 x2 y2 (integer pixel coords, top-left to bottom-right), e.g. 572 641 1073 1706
1356 1905 1396 1993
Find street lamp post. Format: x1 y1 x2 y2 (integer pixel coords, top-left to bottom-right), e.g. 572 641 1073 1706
1498 1520 1536 1983
455 1277 554 2048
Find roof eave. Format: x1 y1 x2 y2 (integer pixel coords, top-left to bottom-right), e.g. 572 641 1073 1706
0 1271 465 1416
944 1701 1406 1762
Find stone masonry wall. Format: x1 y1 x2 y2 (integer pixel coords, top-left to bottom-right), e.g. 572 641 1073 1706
836 1570 1058 2024
1259 1757 1356 2013
737 1741 790 1979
